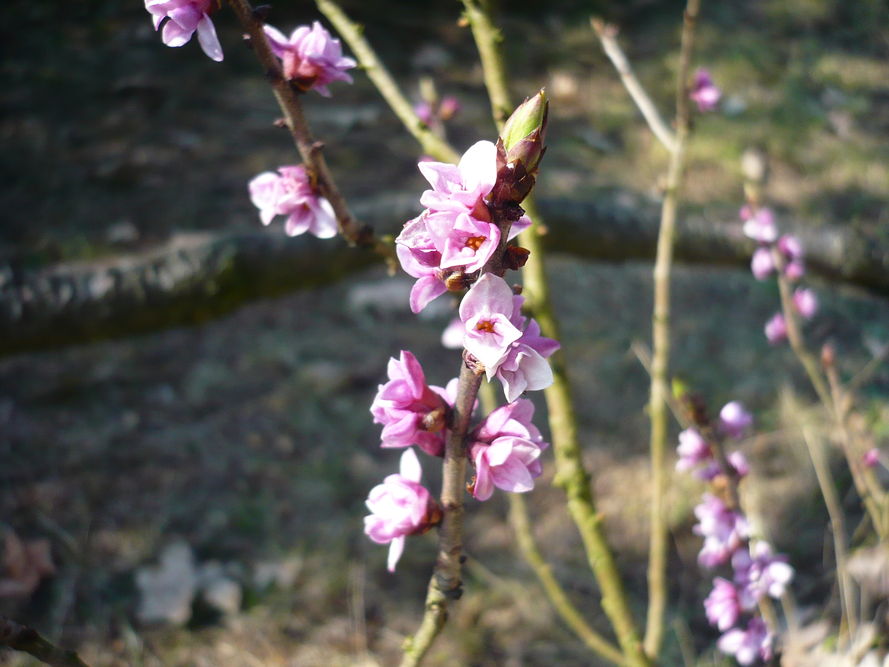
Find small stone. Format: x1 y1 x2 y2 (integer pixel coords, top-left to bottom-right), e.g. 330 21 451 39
135 541 196 626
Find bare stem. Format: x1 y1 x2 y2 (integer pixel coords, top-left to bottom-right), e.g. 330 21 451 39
643 0 701 656
226 0 393 263
459 1 649 663
400 361 483 667
507 493 625 665
460 0 513 127
0 617 89 667
801 424 857 639
476 382 624 665
591 19 678 153
313 0 460 164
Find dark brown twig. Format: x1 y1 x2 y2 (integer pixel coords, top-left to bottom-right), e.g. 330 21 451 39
225 0 394 264
0 617 89 667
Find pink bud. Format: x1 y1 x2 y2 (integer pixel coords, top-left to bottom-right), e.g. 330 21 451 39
792 288 818 319
750 247 775 280
777 234 803 261
764 313 787 344
742 207 777 243
719 402 753 439
784 260 805 281
690 68 721 112
863 448 881 468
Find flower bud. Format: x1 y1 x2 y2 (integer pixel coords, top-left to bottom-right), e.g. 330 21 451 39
500 90 548 157
490 91 548 205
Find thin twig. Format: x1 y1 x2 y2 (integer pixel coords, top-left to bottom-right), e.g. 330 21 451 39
0 617 89 667
314 0 460 164
507 493 625 665
591 19 678 154
643 0 701 656
477 382 624 665
800 424 857 640
400 361 483 667
460 2 649 664
226 0 394 264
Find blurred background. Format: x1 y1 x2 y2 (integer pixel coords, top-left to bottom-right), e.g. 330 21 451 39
2 0 889 664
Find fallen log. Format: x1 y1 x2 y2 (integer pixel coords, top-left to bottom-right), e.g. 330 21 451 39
0 190 885 356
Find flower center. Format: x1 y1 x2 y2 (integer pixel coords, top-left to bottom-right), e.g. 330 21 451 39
464 235 486 251
475 320 496 333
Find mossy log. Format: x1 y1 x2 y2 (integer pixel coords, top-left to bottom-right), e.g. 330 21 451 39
1 190 886 356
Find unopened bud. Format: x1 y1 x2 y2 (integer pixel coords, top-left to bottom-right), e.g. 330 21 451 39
821 343 835 369
504 245 531 270
489 91 548 205
501 90 548 156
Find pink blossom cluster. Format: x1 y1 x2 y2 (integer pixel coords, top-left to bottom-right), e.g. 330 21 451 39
366 128 554 571
395 141 530 314
676 403 795 664
742 206 818 344
365 350 550 569
690 68 721 112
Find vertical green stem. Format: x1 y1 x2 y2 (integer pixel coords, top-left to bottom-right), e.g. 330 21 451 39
643 0 701 656
460 1 649 662
478 383 625 666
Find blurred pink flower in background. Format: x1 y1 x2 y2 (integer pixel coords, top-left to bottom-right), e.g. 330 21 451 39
690 68 721 112
764 313 787 344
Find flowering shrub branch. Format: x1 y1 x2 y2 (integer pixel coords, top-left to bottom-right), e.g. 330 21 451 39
225 0 393 261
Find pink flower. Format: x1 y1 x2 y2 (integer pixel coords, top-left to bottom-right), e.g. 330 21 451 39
750 247 774 280
263 22 356 96
370 351 449 456
419 140 497 217
495 317 559 402
717 617 773 665
698 451 750 481
249 165 338 238
468 399 548 501
441 318 465 349
704 578 747 631
864 448 881 468
733 542 794 600
784 260 805 281
690 68 721 112
438 96 461 121
426 211 501 273
792 288 818 319
459 274 523 374
694 494 749 567
364 449 440 572
395 213 448 314
741 206 777 243
719 401 753 439
777 234 803 261
145 0 223 62
764 313 787 344
676 428 711 472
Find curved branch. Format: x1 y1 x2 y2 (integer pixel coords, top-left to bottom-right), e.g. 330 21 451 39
0 616 89 667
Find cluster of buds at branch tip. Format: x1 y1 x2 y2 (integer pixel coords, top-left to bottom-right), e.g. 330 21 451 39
490 90 548 206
